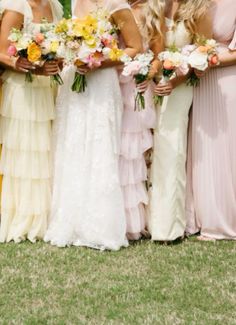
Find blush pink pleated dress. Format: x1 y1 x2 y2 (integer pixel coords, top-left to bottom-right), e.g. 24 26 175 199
186 0 236 239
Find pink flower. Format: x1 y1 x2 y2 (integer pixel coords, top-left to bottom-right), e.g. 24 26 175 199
7 45 17 57
101 34 113 48
84 52 104 69
122 61 142 77
35 33 45 44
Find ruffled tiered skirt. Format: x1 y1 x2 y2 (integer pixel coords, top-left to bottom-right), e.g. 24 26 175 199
0 72 55 243
119 79 156 240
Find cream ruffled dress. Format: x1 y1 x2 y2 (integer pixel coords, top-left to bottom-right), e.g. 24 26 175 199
0 0 63 242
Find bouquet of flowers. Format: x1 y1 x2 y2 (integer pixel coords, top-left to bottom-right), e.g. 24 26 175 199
154 46 189 105
184 36 219 86
55 11 124 93
121 51 154 110
8 21 63 85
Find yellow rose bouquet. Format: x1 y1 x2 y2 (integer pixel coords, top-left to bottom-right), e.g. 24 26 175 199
8 23 63 85
55 10 124 93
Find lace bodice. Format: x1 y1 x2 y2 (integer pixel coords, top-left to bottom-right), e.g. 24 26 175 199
165 18 192 48
71 0 130 17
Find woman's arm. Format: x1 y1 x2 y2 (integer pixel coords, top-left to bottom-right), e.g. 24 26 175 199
112 9 143 58
217 50 236 67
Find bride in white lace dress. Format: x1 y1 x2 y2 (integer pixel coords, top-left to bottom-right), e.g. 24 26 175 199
45 0 142 250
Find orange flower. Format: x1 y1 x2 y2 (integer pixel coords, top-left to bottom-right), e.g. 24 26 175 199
163 60 174 70
197 46 209 54
209 54 219 66
27 42 41 63
74 59 85 67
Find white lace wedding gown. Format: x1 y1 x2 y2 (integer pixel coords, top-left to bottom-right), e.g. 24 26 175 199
45 0 130 250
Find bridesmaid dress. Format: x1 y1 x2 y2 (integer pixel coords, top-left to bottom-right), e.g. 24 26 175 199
119 76 156 240
119 6 156 240
186 0 236 240
148 19 193 241
0 0 63 243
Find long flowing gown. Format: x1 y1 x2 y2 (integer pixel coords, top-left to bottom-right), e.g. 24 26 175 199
119 74 156 240
44 0 130 250
148 19 193 241
0 0 63 243
186 0 236 239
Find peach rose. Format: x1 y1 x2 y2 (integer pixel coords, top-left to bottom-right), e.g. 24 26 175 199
163 60 174 70
35 33 45 44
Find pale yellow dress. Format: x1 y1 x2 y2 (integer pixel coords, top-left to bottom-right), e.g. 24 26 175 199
148 19 193 241
0 0 63 242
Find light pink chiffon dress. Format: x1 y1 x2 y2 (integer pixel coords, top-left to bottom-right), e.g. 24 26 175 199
119 76 156 240
186 0 236 239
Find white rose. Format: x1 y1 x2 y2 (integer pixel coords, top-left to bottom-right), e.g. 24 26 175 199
206 39 217 47
188 51 208 71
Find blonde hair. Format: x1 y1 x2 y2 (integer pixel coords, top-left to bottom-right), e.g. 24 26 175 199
175 0 212 34
141 0 165 44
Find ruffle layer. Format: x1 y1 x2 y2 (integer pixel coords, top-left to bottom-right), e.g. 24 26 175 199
1 176 51 215
119 156 147 186
120 130 153 160
122 183 148 209
0 211 48 243
0 146 51 179
1 73 55 122
126 203 147 240
0 117 52 152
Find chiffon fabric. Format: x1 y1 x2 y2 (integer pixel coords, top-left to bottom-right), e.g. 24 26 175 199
0 0 63 243
186 0 236 239
148 19 193 241
119 75 156 240
44 0 129 250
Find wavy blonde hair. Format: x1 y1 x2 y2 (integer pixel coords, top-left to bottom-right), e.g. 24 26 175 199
141 0 165 44
175 0 212 34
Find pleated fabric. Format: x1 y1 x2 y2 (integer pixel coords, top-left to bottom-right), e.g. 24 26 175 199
186 66 236 239
119 77 156 240
186 0 236 240
0 73 55 242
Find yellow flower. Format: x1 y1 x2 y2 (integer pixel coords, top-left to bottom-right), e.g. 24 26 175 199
50 41 59 53
72 18 86 37
83 15 98 33
84 34 97 47
55 19 69 34
27 42 42 62
109 47 124 61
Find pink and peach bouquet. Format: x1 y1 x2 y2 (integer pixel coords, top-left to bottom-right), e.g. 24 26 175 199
54 10 124 93
154 46 189 105
121 50 154 110
183 36 219 86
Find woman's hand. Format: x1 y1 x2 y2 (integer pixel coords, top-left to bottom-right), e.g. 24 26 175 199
42 60 59 76
15 57 35 72
154 80 174 97
194 68 208 78
137 80 149 93
76 65 90 75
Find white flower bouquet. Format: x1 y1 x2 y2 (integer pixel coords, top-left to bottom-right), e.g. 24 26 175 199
122 50 154 110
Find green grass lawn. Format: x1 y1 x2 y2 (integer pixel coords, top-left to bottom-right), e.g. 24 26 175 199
0 238 236 324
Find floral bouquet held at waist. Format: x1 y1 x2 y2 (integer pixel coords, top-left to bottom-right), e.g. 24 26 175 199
8 21 64 85
54 10 124 93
